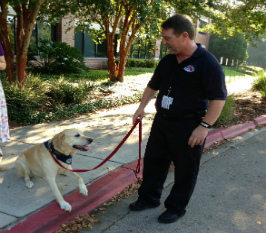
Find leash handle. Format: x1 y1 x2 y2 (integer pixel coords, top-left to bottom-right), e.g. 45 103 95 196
49 118 142 173
135 119 142 174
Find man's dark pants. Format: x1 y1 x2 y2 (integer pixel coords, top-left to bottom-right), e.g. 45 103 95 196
138 113 205 215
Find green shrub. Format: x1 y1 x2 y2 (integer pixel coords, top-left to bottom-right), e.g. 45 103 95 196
213 95 236 127
114 58 159 68
252 75 266 98
27 39 89 75
242 65 264 77
252 73 266 91
144 59 159 68
2 75 50 123
47 78 95 105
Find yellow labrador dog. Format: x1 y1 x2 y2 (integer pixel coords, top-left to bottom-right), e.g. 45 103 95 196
0 129 93 212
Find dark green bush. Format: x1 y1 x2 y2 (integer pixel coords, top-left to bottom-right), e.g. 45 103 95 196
213 95 236 127
114 58 159 68
2 75 50 123
242 66 264 77
144 59 159 68
47 78 95 105
27 39 89 75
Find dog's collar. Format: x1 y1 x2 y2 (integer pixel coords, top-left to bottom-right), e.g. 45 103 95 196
44 140 72 165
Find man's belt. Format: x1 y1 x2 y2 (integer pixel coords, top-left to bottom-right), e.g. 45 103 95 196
158 110 206 120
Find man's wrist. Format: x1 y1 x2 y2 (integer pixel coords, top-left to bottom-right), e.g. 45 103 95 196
200 121 212 129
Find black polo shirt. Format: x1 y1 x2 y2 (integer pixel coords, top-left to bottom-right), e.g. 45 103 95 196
148 44 227 117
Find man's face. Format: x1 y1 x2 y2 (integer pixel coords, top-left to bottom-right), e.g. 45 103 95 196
162 28 186 55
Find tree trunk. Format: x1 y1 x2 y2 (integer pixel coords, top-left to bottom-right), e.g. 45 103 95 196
0 1 43 86
106 31 117 82
15 1 42 84
15 5 27 84
117 50 126 82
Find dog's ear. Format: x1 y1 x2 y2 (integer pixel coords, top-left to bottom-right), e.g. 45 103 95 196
52 132 66 148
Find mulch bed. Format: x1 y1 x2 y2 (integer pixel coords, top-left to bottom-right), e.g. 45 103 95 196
233 89 266 125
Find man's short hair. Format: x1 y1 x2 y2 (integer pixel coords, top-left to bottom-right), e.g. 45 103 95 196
161 14 195 40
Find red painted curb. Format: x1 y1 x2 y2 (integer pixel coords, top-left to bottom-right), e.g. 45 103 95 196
204 129 224 148
254 115 266 125
1 159 144 233
221 121 256 139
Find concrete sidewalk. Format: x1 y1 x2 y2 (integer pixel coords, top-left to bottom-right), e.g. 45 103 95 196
0 96 266 233
85 127 266 233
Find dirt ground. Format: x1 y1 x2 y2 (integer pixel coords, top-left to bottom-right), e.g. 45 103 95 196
233 89 266 125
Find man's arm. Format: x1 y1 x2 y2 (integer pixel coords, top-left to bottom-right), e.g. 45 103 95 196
133 86 158 124
188 99 226 148
0 55 7 70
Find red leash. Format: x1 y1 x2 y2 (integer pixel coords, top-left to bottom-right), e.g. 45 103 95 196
49 118 142 174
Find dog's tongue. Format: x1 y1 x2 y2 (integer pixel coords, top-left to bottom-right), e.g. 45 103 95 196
74 145 91 151
83 146 91 151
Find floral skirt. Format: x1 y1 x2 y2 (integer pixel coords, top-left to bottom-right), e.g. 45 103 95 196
0 81 9 143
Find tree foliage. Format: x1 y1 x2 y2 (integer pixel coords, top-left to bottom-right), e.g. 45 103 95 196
2 0 266 84
208 33 248 65
40 0 266 81
40 0 169 82
247 35 266 68
169 0 266 43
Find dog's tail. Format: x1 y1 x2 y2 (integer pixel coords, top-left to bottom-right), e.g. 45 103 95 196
0 163 15 172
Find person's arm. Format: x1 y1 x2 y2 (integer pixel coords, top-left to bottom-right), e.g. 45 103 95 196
0 55 7 70
133 86 158 124
188 99 225 148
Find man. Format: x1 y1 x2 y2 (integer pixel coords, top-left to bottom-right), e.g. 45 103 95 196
129 14 227 223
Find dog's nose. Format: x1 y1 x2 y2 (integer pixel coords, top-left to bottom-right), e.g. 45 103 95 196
88 138 93 143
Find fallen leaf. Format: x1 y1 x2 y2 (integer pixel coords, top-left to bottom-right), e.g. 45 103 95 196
104 202 114 206
230 145 239 149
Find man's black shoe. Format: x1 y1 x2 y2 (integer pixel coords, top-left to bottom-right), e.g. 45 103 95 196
158 210 185 223
129 199 160 211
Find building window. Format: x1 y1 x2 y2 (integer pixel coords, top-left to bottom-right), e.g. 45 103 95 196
199 20 207 35
6 17 54 55
75 30 110 58
30 22 53 46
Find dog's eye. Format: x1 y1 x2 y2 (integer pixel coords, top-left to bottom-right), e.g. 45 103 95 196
75 134 80 137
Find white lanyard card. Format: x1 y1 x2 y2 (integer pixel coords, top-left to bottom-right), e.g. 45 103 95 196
161 95 173 109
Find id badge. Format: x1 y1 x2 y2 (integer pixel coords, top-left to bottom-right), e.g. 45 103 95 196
161 95 173 109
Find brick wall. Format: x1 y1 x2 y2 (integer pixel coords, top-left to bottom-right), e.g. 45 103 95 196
195 32 210 50
61 16 75 47
194 18 210 50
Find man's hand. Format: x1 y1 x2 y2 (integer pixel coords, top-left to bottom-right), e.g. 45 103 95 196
188 126 209 148
133 108 145 124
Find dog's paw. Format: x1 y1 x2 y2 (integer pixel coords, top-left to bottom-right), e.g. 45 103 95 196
26 181 34 189
80 185 88 196
59 201 72 212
